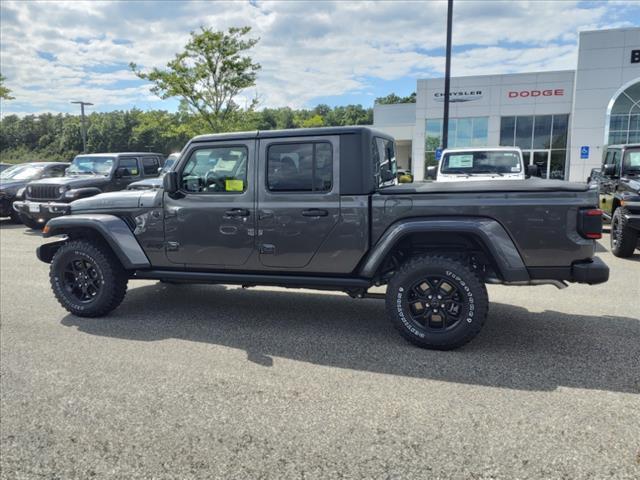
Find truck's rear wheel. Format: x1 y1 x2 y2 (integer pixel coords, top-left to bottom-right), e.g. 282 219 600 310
385 255 488 350
611 207 638 258
50 240 128 317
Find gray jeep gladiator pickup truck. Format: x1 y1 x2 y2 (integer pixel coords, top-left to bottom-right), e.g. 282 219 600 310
36 127 608 349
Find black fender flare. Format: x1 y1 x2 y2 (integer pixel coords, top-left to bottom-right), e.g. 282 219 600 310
358 217 529 282
38 214 150 269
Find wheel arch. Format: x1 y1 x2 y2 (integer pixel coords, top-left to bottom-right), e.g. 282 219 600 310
358 217 530 282
38 214 150 270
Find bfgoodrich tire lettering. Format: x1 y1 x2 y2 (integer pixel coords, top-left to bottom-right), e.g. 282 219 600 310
50 239 128 317
385 255 489 350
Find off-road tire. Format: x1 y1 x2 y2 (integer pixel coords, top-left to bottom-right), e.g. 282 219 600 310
611 207 638 258
50 239 128 317
385 255 489 350
19 213 42 230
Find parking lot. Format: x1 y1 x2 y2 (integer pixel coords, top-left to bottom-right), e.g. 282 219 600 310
0 220 638 479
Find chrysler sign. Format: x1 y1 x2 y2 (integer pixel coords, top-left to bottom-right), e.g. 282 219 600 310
434 90 483 102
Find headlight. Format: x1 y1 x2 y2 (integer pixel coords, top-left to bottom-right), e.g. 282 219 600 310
58 186 67 195
16 187 26 199
27 185 32 194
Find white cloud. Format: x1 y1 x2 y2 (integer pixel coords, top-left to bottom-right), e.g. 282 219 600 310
0 0 638 115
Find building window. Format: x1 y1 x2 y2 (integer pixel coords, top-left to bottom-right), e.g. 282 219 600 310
425 117 489 166
499 114 569 179
608 81 640 144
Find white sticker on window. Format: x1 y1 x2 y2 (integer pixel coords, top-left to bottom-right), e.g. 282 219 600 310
448 154 473 168
511 166 519 172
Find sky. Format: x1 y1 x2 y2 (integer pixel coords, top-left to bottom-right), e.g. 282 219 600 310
1 0 639 117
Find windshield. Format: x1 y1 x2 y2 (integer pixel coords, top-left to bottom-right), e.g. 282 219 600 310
624 148 640 172
67 156 115 176
0 164 44 181
161 154 179 174
441 151 522 174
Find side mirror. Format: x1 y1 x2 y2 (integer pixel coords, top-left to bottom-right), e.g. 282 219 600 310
603 163 617 177
526 164 539 178
114 167 130 178
163 171 179 194
425 165 437 180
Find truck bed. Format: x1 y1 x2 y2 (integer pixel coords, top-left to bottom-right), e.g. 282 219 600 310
380 178 590 194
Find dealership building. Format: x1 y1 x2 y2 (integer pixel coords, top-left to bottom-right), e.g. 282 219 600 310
373 27 640 182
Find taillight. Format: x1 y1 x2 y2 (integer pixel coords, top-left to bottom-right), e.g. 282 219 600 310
578 208 603 239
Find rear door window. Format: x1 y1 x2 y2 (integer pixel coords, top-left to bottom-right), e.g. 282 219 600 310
119 158 140 177
267 142 333 192
142 156 160 175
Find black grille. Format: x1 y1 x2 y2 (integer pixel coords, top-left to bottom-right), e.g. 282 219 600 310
28 185 61 201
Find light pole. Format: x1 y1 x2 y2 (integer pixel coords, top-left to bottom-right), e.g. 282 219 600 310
71 101 93 152
441 0 453 150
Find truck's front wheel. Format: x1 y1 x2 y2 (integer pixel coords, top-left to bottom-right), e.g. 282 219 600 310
385 255 489 350
50 240 128 317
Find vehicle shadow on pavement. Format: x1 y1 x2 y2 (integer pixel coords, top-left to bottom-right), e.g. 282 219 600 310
61 284 640 394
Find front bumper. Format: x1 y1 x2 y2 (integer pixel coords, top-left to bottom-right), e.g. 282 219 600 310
12 200 71 223
571 257 609 285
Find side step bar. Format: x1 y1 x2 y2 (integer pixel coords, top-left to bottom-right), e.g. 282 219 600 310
133 270 372 289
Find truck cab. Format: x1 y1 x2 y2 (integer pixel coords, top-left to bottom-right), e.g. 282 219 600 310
436 147 526 182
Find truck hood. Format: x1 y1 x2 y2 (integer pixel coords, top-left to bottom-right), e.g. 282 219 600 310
0 179 28 194
28 175 111 189
71 189 161 212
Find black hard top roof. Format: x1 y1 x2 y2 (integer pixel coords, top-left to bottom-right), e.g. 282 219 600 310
191 126 392 143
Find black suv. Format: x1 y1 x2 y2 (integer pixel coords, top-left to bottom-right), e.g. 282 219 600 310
0 162 68 223
597 144 640 257
13 152 164 229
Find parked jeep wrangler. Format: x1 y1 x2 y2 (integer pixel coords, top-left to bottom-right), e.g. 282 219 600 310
13 152 164 229
596 144 640 257
36 127 608 350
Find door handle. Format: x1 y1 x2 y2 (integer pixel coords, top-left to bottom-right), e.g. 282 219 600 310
223 208 250 218
301 208 328 217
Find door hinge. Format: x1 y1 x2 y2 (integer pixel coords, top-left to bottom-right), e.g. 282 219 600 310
166 241 180 251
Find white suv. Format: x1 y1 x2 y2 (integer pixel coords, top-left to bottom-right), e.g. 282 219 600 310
436 147 525 182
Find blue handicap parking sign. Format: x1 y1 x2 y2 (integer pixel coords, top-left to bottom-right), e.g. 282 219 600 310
435 148 443 161
580 146 589 159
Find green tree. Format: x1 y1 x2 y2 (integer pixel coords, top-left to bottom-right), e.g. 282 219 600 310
131 26 260 133
0 73 14 100
375 92 416 104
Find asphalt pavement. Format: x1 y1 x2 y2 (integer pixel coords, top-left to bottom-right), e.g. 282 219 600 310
1 219 639 479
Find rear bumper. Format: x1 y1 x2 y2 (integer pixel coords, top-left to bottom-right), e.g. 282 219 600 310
570 257 609 285
12 200 71 222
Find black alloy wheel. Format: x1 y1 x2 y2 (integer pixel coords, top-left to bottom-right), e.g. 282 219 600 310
62 256 104 303
405 275 466 332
